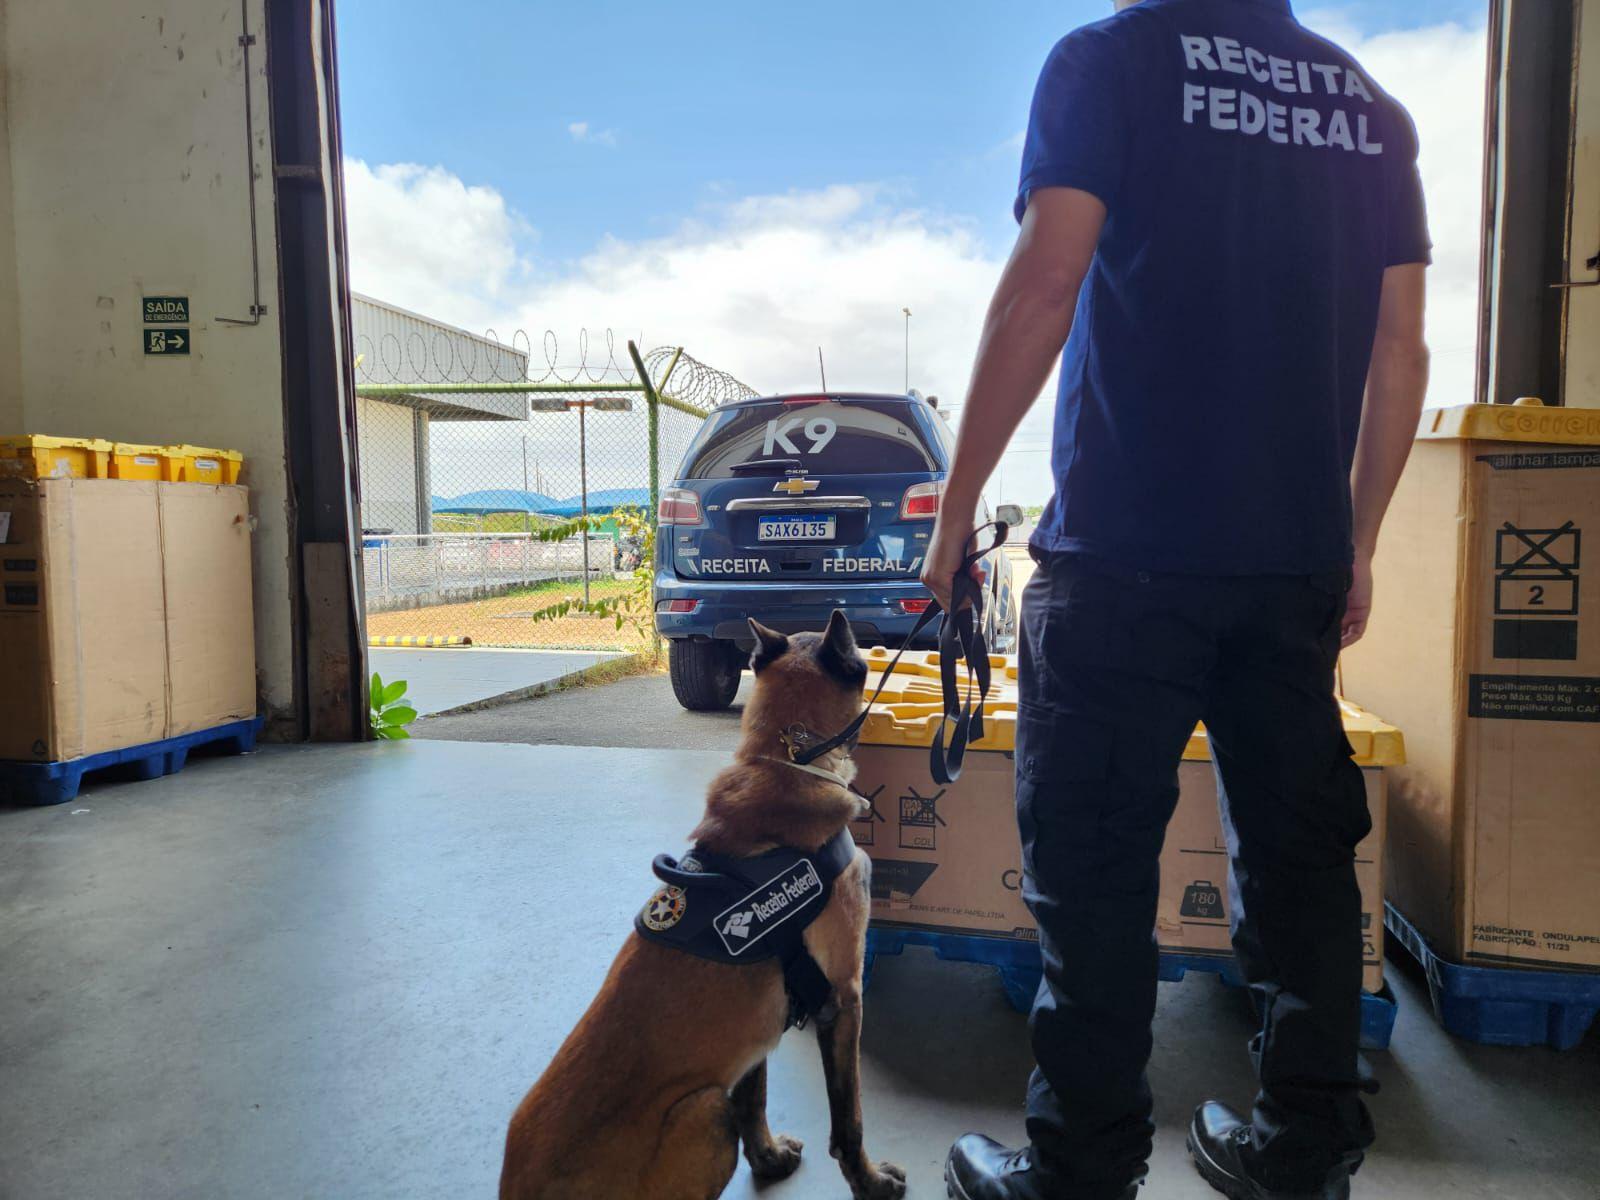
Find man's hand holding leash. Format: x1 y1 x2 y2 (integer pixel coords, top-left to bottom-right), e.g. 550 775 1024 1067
921 506 985 616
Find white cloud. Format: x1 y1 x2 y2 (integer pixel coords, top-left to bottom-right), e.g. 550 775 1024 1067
1304 13 1488 406
343 159 533 333
567 120 617 147
343 17 1487 505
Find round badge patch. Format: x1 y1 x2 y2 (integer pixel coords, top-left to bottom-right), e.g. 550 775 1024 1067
641 885 687 931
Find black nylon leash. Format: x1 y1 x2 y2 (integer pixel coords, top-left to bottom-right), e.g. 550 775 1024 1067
792 521 1008 785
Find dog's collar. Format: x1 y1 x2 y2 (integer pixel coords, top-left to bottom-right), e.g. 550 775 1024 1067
765 755 857 794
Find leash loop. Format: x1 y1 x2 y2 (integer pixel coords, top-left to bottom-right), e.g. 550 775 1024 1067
793 521 1009 785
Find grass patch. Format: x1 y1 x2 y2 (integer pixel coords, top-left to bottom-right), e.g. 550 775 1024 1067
490 576 632 605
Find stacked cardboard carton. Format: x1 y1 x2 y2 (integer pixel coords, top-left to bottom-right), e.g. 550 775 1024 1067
848 652 1397 994
0 477 256 764
1343 402 1600 971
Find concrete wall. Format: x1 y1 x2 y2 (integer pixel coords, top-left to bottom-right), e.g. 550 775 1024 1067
0 0 296 718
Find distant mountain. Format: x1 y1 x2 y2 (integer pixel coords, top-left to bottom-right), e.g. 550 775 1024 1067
431 488 560 514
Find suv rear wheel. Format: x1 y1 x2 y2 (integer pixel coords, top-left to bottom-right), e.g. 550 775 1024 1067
668 639 743 711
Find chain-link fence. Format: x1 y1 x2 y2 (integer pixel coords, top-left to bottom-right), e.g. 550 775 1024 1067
352 296 755 651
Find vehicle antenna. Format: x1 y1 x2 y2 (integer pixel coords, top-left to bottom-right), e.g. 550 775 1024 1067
817 347 828 393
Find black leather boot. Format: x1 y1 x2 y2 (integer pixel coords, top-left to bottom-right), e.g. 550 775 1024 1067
1187 1102 1355 1199
944 1134 1142 1200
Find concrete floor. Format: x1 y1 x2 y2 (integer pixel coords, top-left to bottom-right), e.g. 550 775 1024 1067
2 741 1596 1200
415 671 751 748
368 646 621 716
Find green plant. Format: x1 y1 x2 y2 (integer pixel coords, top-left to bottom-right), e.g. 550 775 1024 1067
515 507 660 653
370 673 418 740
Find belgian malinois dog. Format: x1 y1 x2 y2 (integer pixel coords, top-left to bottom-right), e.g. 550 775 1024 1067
499 611 906 1200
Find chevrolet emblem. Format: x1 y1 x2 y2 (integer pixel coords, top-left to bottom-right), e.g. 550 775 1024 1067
773 478 820 495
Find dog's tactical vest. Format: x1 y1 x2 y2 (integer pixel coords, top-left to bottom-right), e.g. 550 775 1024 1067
633 829 858 1028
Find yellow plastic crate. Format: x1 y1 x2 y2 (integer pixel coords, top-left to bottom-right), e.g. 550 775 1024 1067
160 445 243 485
0 434 113 480
109 442 169 481
858 648 1405 766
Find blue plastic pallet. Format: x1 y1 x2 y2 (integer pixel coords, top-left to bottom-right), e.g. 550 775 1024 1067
0 716 263 807
864 925 1398 1051
865 927 1046 1012
1384 903 1600 1050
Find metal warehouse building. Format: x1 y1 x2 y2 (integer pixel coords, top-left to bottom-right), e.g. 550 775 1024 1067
352 294 529 535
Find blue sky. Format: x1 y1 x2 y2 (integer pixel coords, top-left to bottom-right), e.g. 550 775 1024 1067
337 1 1490 503
337 0 1486 263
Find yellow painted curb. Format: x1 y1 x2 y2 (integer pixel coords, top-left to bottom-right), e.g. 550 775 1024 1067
368 635 474 648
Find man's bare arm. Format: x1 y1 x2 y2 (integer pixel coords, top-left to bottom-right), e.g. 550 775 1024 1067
920 188 1106 609
1343 263 1429 647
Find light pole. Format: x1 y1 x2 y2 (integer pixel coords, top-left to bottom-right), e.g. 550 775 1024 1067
902 307 912 393
557 395 635 607
521 435 531 535
576 401 590 606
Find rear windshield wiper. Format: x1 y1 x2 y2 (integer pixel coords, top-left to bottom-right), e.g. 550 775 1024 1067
729 458 803 475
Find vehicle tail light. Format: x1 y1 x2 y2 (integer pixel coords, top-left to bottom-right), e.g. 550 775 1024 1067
657 487 703 525
658 599 700 614
898 598 933 614
899 480 943 520
782 394 830 405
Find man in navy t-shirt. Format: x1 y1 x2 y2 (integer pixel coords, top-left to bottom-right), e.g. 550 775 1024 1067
923 1 1430 1198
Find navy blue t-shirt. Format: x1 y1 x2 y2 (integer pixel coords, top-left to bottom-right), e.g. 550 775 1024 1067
1019 0 1431 574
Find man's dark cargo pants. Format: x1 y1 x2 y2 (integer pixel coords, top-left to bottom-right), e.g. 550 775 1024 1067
1015 550 1375 1198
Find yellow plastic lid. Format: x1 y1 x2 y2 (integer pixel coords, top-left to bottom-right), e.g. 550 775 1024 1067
111 441 167 457
857 652 1405 767
162 444 243 462
1417 400 1600 446
0 434 114 452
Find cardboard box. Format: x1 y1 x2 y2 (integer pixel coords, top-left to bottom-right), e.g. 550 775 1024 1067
849 654 1397 995
1343 403 1600 971
159 483 256 737
1156 765 1386 995
0 478 255 763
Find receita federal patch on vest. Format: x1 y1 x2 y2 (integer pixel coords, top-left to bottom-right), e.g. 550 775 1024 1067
714 860 826 957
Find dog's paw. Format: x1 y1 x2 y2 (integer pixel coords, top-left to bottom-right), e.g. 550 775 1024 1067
748 1134 803 1182
854 1162 906 1200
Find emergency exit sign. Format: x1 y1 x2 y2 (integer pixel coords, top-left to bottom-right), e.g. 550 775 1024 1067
144 328 190 355
142 296 189 323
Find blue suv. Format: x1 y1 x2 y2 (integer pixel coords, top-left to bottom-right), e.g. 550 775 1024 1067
655 391 1021 710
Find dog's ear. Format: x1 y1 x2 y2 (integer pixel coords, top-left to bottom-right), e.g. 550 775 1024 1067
748 619 790 673
818 609 867 686
823 609 856 656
